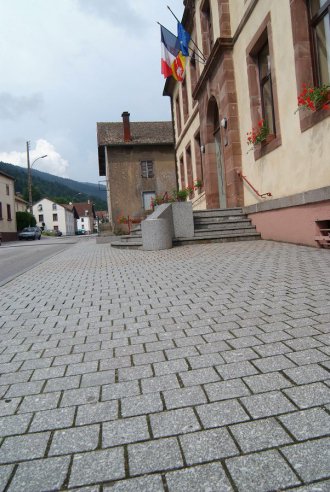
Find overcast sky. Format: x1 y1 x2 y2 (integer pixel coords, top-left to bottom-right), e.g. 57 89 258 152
0 0 184 184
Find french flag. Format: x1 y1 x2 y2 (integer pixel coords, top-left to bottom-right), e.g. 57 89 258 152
160 25 180 79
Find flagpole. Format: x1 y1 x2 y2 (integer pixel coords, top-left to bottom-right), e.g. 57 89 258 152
166 5 206 62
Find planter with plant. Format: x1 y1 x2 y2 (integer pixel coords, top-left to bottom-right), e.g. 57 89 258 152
246 119 270 151
173 188 189 202
194 179 203 193
296 83 330 112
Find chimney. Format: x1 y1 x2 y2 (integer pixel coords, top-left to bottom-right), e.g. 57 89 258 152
122 111 131 142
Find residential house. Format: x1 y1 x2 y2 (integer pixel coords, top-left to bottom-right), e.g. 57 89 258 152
97 112 177 230
164 0 330 247
32 198 75 235
15 194 28 213
0 171 17 241
72 201 96 234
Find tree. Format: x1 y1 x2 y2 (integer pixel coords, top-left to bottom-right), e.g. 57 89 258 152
16 211 36 230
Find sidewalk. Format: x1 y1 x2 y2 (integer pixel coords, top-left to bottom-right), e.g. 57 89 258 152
0 239 329 491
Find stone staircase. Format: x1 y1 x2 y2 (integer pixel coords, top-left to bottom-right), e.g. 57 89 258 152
111 208 260 249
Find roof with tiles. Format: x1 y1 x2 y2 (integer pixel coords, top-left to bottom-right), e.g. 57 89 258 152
97 121 174 146
72 202 96 218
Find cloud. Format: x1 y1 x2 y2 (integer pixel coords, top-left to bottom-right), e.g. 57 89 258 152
0 92 43 120
0 139 69 177
76 0 148 32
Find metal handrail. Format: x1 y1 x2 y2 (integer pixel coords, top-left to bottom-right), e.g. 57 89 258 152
237 171 272 198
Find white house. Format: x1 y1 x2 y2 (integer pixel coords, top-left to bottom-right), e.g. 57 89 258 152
32 198 75 236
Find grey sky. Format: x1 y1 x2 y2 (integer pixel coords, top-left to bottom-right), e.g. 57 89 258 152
0 0 184 183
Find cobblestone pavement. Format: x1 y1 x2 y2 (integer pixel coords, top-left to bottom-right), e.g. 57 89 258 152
0 239 329 491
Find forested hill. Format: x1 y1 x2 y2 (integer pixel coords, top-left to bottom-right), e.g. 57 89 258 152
0 161 107 210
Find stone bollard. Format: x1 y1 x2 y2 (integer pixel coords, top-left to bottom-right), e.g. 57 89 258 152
141 218 172 250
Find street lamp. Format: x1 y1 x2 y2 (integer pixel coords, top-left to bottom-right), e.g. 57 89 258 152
26 141 47 213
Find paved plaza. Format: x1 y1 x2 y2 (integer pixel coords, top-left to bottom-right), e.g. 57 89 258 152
0 239 329 491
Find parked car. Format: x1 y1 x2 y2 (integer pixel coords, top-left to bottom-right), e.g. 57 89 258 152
18 227 41 241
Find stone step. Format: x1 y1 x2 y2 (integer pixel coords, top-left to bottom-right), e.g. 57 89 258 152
174 234 261 246
117 234 142 243
193 208 244 218
194 228 257 237
194 220 252 230
111 241 142 250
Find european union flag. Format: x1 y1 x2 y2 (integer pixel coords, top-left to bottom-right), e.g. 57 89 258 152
177 22 190 57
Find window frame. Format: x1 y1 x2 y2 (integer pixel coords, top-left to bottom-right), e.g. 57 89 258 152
290 0 330 131
52 213 58 222
140 160 154 179
246 14 281 159
309 0 330 86
7 204 12 221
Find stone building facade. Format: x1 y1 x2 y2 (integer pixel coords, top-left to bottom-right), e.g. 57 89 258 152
0 171 17 242
97 112 177 230
164 0 330 246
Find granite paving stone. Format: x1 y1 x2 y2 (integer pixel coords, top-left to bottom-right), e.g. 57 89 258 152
153 359 189 376
49 424 99 455
0 465 14 492
279 407 330 440
179 427 238 464
104 475 164 492
60 387 100 407
165 462 233 492
102 415 149 447
141 374 180 394
282 438 330 482
230 417 292 452
196 400 250 428
0 414 32 437
121 393 163 417
163 386 207 409
243 371 292 393
150 408 200 437
69 448 125 488
240 390 296 418
8 456 70 492
29 407 75 432
76 400 118 425
0 432 50 463
102 380 140 401
216 360 259 380
226 450 301 491
18 392 61 414
284 363 330 384
252 354 296 373
128 437 183 475
284 382 330 409
204 378 251 402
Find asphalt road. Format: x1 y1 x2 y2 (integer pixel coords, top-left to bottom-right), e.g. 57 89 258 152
0 237 78 287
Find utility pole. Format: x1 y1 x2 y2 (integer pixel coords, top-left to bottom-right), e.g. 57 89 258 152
26 141 33 213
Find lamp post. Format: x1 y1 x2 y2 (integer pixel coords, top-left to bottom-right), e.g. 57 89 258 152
26 141 47 213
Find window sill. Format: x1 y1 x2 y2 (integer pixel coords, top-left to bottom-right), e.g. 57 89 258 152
299 106 330 132
254 133 281 160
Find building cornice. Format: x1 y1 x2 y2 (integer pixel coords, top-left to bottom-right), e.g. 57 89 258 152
192 37 233 99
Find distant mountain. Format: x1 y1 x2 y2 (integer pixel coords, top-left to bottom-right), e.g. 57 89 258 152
0 161 107 210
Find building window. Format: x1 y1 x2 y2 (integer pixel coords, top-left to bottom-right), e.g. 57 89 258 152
179 155 185 189
258 42 276 134
309 0 330 85
141 161 154 178
246 15 281 157
81 217 84 223
201 0 213 58
6 184 9 196
52 203 57 210
54 225 58 231
186 145 193 191
175 96 182 136
194 131 204 184
53 214 58 221
7 204 11 221
38 204 43 211
182 77 189 123
190 52 198 98
142 191 156 210
38 214 44 222
0 202 2 220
